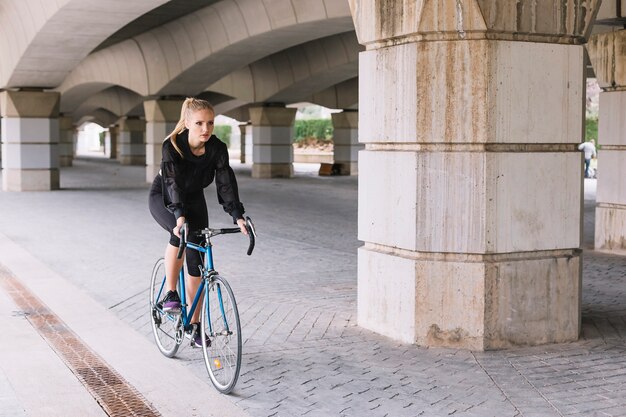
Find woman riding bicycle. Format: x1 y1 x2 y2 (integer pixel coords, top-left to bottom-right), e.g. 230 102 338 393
148 97 248 347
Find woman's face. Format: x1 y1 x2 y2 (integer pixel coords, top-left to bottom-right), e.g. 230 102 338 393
185 108 215 146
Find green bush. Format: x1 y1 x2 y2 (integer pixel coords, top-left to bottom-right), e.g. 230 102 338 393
585 117 598 147
213 125 231 146
294 119 333 143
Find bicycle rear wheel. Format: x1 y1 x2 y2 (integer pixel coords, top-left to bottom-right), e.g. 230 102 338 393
149 258 181 358
201 275 242 394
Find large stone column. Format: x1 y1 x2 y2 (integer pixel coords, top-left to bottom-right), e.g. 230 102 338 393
249 106 296 178
244 123 253 164
350 0 600 350
59 116 75 167
117 116 146 166
238 123 250 164
588 30 626 252
331 110 361 175
106 125 118 160
144 99 183 182
0 90 60 191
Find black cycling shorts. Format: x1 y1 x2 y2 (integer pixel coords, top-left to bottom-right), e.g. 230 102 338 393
149 175 208 276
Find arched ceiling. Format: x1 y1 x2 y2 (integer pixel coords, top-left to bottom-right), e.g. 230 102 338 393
0 0 171 88
71 86 144 124
76 108 119 128
94 0 221 52
57 0 353 111
216 77 359 123
308 77 358 109
4 0 625 138
207 31 360 104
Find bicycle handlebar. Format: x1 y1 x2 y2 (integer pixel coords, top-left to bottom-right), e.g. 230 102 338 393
176 216 257 259
244 217 256 256
176 223 187 259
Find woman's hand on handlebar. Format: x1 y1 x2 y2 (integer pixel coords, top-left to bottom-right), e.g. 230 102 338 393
174 216 186 238
236 218 248 235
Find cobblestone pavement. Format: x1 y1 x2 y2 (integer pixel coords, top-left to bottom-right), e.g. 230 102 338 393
1 160 625 417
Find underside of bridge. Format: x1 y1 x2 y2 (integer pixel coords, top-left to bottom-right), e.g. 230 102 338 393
0 0 625 350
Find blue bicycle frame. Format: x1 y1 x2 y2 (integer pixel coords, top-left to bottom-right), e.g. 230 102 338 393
154 239 228 334
150 218 254 394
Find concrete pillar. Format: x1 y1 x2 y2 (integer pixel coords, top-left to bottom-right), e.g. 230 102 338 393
106 125 118 160
111 126 120 161
0 90 60 191
144 99 184 182
59 116 74 167
244 124 253 165
350 0 600 350
117 117 146 166
249 106 296 178
331 110 361 175
588 30 626 252
238 123 246 164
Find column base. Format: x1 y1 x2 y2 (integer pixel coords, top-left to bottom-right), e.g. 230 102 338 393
119 156 146 166
252 163 293 179
595 204 626 252
2 168 60 191
358 245 581 350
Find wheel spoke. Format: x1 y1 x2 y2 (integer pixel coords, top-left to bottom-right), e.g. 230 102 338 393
201 276 241 393
149 259 180 358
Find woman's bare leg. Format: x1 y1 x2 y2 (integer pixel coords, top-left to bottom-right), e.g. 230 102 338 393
186 275 204 323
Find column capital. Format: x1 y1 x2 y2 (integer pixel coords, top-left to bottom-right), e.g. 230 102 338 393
249 106 297 127
0 90 60 118
588 29 626 91
349 0 601 49
331 110 358 129
143 99 184 123
117 116 146 132
59 115 74 130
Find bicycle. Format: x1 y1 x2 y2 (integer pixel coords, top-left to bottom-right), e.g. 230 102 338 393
149 216 256 394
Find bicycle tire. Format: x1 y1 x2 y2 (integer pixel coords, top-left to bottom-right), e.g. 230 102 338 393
201 275 242 394
149 258 181 358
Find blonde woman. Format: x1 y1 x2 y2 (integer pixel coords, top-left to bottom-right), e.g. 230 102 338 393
148 98 247 347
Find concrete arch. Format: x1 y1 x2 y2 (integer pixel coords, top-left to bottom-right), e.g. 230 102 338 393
76 108 119 128
218 103 252 122
216 77 359 122
0 0 170 88
57 0 353 101
207 32 360 104
72 86 144 124
58 42 151 113
196 91 238 107
308 77 358 109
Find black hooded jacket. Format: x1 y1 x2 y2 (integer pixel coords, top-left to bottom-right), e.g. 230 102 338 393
160 129 244 223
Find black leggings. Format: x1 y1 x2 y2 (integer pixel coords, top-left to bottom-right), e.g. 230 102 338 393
149 175 207 276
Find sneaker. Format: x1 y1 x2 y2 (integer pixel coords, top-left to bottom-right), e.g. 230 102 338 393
160 290 181 314
187 323 211 348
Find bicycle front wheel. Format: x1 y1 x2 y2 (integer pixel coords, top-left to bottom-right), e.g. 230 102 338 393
201 275 242 394
149 258 181 358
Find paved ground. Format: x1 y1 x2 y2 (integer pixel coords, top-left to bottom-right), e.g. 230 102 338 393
1 158 625 417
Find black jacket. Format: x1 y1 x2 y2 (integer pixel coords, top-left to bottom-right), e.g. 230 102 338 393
160 130 244 223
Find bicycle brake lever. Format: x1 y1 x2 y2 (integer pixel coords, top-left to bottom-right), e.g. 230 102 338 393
245 217 256 256
177 223 188 259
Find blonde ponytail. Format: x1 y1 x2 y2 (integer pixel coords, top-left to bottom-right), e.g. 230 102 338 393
165 97 215 157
